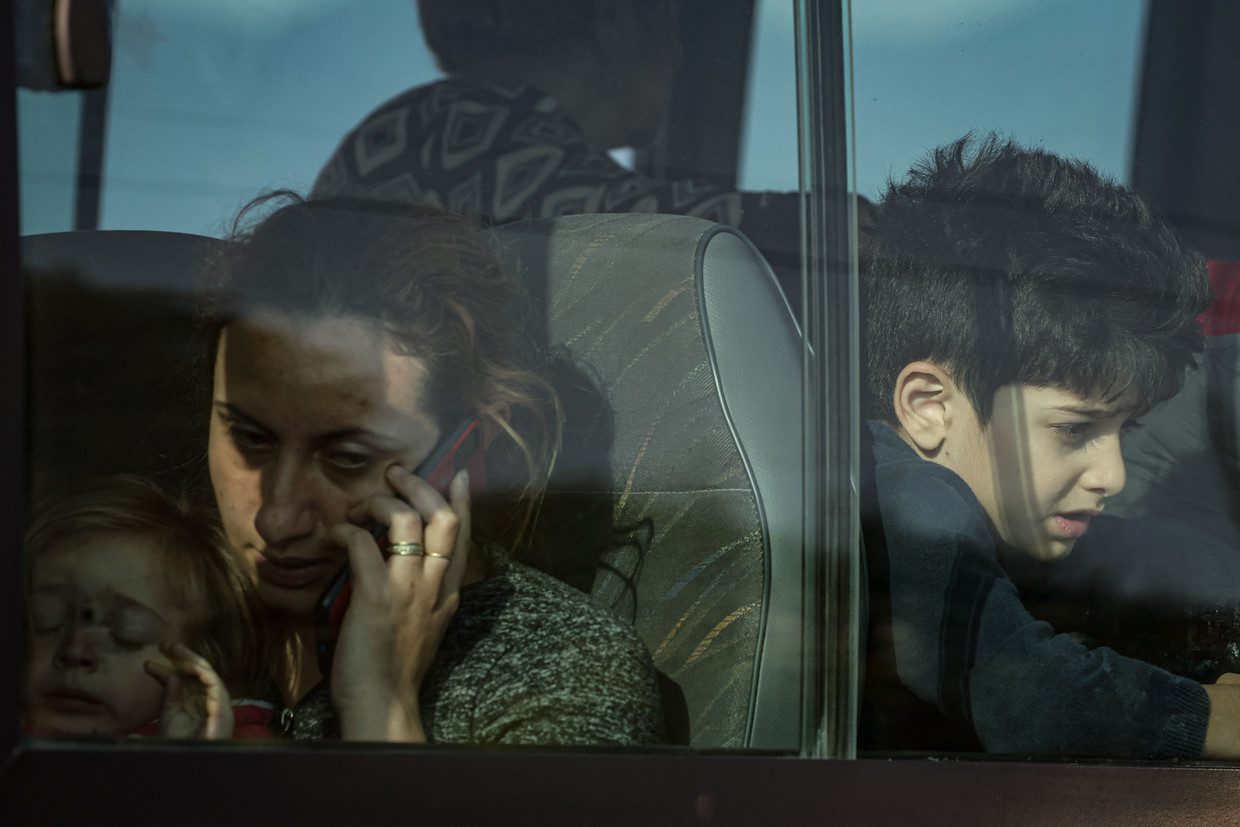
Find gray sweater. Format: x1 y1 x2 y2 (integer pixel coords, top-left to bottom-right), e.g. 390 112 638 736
280 557 666 745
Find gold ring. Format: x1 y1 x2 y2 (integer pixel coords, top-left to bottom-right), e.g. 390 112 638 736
388 542 425 556
425 550 453 560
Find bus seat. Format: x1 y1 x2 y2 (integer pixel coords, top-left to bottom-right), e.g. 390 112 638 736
486 214 804 749
23 214 807 751
22 230 221 504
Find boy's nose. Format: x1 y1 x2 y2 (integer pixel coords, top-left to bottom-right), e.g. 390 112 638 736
254 455 319 547
1083 437 1126 498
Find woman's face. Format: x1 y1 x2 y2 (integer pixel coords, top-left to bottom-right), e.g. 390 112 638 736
207 312 442 621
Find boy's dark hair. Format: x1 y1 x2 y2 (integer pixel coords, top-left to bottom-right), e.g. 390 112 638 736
863 134 1210 424
418 0 674 74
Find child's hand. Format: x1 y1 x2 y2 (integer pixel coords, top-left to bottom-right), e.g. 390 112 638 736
144 641 235 740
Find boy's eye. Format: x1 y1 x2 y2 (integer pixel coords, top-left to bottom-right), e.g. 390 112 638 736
1053 422 1092 441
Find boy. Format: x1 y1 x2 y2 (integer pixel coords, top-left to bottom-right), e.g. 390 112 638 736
861 135 1240 758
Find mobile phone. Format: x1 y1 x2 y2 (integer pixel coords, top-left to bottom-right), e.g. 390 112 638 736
315 417 484 677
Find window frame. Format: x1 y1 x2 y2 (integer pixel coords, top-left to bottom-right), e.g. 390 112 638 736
4 0 1240 819
797 0 859 760
1 0 23 769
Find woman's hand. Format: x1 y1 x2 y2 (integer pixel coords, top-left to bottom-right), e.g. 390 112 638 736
144 641 235 740
328 466 472 742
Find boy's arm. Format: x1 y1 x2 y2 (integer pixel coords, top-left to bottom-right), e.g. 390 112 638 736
1203 674 1240 758
888 527 1211 757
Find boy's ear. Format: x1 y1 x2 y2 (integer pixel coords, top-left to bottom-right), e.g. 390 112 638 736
893 361 957 455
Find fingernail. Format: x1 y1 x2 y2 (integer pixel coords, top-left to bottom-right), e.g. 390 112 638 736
456 469 469 490
388 465 407 478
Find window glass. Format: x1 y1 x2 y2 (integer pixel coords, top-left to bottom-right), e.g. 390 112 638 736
853 0 1145 198
13 0 1240 809
14 0 832 761
854 0 1240 763
99 0 438 232
18 89 82 234
739 0 797 192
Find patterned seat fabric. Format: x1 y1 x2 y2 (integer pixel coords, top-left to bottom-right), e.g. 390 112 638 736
487 213 801 748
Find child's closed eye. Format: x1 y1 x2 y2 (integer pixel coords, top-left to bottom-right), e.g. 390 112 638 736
28 591 70 633
107 607 163 648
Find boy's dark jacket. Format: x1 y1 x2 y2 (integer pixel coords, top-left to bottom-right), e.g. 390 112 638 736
860 420 1209 758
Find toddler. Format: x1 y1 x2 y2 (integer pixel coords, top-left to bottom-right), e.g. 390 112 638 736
22 476 271 739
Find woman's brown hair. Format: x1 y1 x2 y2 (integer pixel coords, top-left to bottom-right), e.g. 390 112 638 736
198 192 563 556
24 475 270 698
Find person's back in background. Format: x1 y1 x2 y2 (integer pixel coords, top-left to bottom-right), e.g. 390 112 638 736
312 0 800 285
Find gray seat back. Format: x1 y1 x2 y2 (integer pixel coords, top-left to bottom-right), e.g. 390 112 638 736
487 213 804 749
22 230 221 503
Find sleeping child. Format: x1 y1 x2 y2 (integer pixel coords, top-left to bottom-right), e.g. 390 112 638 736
22 475 272 739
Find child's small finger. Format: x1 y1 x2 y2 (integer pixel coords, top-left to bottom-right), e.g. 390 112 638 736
163 641 214 673
189 662 228 695
164 672 185 707
144 659 172 684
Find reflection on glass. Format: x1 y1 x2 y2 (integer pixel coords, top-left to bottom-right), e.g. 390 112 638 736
18 0 812 754
314 0 802 289
18 89 84 235
859 134 1240 759
851 0 1146 200
23 476 270 740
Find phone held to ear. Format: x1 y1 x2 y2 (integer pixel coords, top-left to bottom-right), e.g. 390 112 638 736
315 417 485 677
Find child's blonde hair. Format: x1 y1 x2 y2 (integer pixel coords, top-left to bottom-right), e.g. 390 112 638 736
24 475 269 697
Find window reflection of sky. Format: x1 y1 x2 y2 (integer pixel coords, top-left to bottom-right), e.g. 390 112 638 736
740 0 1146 199
19 0 1147 235
851 0 1147 197
99 0 438 235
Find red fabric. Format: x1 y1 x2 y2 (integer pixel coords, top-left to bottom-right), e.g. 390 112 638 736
1201 261 1240 336
129 699 274 739
231 700 275 739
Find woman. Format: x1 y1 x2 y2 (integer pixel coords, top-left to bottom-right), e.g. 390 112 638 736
199 193 664 744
